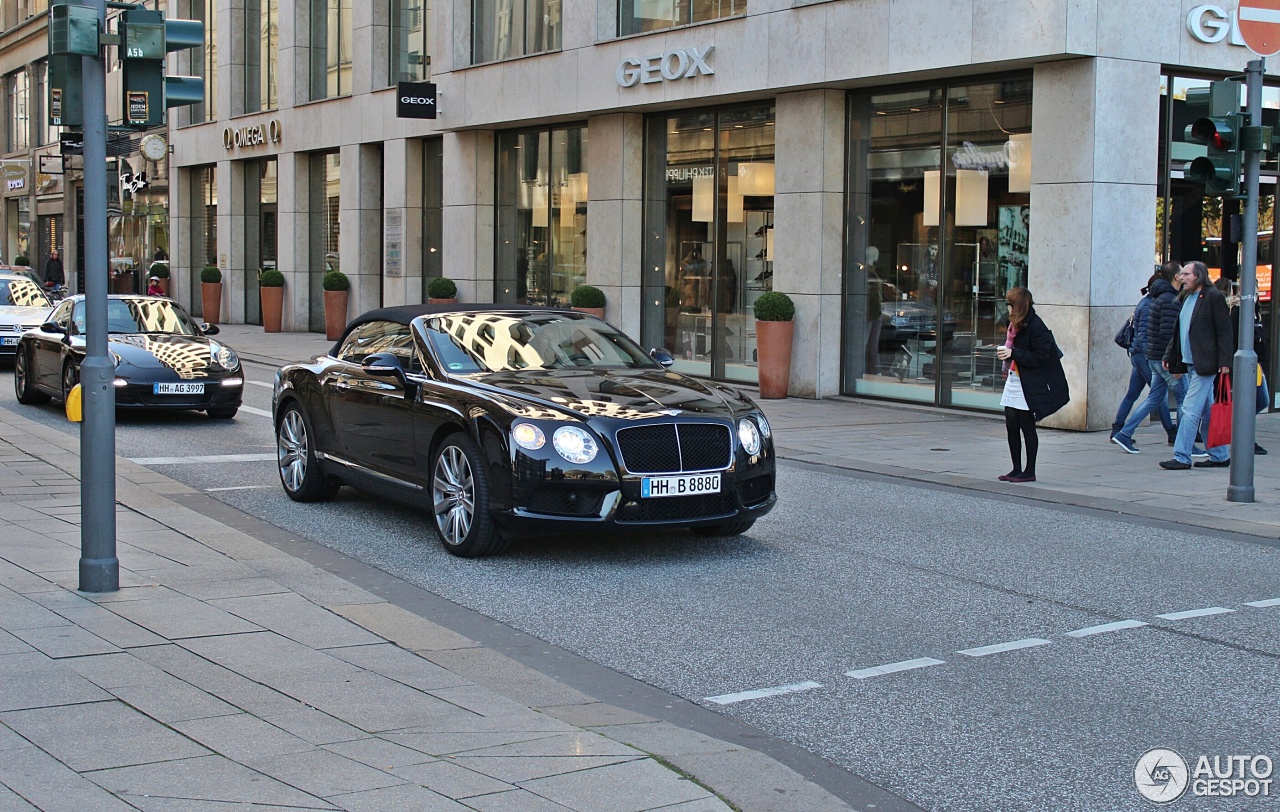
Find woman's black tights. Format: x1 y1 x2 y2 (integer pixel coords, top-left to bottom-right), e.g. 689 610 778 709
1004 407 1038 477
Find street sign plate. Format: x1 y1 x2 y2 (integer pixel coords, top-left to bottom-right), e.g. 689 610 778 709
1238 0 1280 57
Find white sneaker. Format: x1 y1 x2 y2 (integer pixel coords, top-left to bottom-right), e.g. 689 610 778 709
1191 447 1210 461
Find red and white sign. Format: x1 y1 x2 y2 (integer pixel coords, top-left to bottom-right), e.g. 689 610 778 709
1238 0 1280 56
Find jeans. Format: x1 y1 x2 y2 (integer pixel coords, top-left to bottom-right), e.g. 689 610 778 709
1112 353 1153 429
1174 371 1230 464
1117 359 1182 441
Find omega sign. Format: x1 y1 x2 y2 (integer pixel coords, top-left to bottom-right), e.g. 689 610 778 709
617 45 714 87
223 120 282 151
1187 5 1251 46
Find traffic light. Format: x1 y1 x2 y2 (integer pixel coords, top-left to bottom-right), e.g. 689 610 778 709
118 7 204 129
1184 80 1243 197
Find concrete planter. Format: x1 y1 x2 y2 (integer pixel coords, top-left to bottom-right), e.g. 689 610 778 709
201 282 222 325
755 320 794 399
323 289 348 340
261 286 284 333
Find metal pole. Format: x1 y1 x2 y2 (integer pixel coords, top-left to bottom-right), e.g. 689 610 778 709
1228 58 1262 503
78 0 118 591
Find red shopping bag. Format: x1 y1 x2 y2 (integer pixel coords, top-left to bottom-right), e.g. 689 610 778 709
1207 374 1232 449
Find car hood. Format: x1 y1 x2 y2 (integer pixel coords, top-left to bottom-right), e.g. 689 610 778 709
0 305 52 327
109 333 216 374
463 368 751 420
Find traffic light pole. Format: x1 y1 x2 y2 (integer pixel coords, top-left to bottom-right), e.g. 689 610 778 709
78 0 119 591
1228 57 1263 504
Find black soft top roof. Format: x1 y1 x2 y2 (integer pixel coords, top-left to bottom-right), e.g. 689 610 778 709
331 303 564 354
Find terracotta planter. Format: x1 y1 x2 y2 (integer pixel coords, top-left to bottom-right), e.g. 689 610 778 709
201 281 223 325
157 279 169 296
428 297 457 305
573 306 605 321
261 286 284 333
113 273 135 294
755 320 794 399
324 289 348 340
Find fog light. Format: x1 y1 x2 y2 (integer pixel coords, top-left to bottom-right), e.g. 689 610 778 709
221 377 243 387
113 378 127 388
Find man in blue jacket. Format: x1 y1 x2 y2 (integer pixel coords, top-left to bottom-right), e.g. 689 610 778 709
1111 262 1185 453
1159 261 1234 470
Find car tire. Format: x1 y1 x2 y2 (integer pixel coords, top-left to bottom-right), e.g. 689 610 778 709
276 402 339 502
14 347 50 405
431 433 510 557
61 362 78 404
690 518 757 537
207 407 238 419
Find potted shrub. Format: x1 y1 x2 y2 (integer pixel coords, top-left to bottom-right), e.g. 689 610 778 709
322 269 349 340
259 268 285 333
427 276 457 304
570 284 606 320
753 291 795 399
149 262 170 296
201 265 223 325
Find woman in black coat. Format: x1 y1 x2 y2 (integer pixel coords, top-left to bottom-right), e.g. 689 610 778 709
995 287 1070 482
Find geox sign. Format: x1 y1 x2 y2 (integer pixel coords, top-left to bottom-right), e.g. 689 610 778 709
616 45 714 87
397 82 437 119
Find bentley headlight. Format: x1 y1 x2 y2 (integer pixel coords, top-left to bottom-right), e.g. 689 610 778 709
755 413 771 439
211 344 239 369
737 418 761 456
512 423 546 451
552 426 598 464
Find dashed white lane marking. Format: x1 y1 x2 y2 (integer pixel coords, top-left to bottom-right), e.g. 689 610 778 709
1064 619 1149 638
846 657 945 680
239 405 272 417
1155 607 1236 621
704 681 823 706
1245 598 1280 608
957 638 1052 658
205 485 272 492
129 453 277 465
245 380 273 388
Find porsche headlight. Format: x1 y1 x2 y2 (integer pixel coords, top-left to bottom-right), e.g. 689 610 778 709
552 426 598 464
755 413 771 439
512 423 546 451
211 344 239 369
737 418 761 456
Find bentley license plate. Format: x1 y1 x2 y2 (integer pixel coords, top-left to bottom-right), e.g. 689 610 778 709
641 473 721 499
153 382 205 395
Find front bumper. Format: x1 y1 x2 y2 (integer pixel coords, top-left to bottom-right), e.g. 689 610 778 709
112 378 243 410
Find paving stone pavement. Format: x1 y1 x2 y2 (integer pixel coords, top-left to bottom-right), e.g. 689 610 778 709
0 408 857 812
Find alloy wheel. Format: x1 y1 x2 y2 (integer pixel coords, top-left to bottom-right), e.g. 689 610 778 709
14 351 27 395
277 409 308 493
432 445 475 546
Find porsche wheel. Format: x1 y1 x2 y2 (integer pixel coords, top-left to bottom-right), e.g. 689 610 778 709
431 434 509 557
14 348 49 405
276 403 339 502
691 518 756 537
61 362 78 404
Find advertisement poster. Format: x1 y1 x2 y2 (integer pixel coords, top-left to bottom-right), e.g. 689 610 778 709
997 205 1029 294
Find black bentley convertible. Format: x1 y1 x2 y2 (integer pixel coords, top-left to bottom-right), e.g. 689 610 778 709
272 304 777 557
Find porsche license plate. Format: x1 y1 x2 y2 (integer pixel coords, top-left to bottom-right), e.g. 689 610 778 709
153 382 205 395
641 473 721 499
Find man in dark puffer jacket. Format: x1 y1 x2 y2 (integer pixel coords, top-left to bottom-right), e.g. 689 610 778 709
1111 262 1187 452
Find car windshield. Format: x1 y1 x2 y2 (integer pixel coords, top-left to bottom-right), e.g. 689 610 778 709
422 313 658 374
99 298 200 335
0 278 51 308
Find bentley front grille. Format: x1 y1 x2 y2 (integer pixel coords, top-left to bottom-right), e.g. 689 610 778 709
615 423 732 474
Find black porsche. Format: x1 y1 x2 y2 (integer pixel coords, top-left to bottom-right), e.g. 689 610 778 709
13 294 244 418
272 304 777 557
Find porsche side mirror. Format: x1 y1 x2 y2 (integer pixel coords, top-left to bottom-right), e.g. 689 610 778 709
650 348 675 368
40 321 65 334
201 323 220 335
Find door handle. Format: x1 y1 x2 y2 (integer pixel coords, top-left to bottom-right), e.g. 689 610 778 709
334 381 352 391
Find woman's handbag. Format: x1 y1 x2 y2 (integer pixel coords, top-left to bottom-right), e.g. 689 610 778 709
1113 312 1135 350
1207 374 1233 448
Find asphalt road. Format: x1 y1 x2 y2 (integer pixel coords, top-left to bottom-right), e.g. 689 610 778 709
5 356 1280 812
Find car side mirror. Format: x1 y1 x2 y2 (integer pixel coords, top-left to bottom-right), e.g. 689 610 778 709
201 323 220 335
650 348 675 368
363 351 405 378
40 321 65 334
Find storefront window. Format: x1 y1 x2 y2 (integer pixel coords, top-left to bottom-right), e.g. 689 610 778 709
495 125 587 306
309 151 340 331
245 0 278 112
311 0 353 99
422 137 443 297
244 158 277 324
619 0 743 36
392 0 427 83
473 0 560 63
846 78 1032 410
190 165 217 317
108 154 169 295
6 197 30 265
641 104 774 384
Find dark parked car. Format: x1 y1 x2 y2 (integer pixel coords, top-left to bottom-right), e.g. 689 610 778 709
272 304 777 557
13 294 243 418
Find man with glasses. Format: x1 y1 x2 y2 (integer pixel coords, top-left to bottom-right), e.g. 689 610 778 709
1159 261 1234 470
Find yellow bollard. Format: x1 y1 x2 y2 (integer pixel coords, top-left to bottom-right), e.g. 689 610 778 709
65 383 83 423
